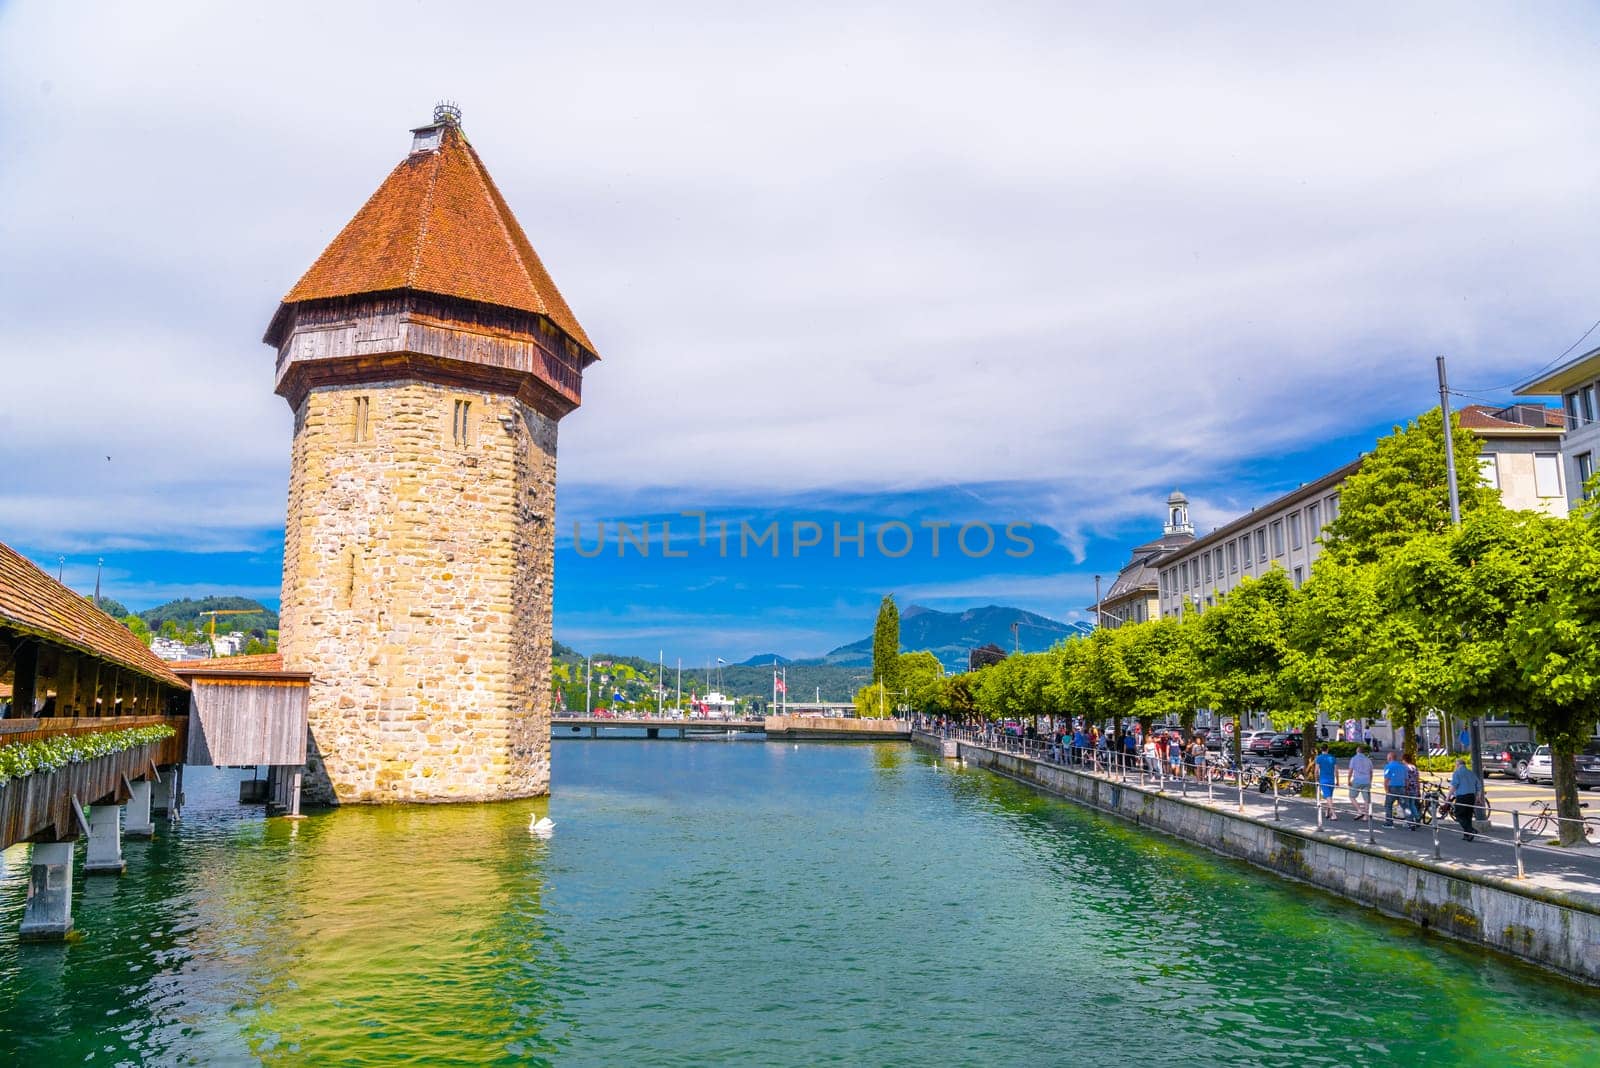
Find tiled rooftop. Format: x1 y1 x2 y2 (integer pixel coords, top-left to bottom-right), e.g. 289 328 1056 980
281 121 596 357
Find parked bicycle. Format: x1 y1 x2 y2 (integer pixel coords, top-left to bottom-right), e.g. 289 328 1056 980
1519 799 1599 841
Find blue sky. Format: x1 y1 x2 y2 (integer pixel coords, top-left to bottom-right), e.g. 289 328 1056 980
3 2 1598 663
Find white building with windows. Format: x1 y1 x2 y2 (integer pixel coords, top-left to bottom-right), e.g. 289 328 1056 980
1514 346 1600 505
1156 404 1566 618
1156 461 1357 618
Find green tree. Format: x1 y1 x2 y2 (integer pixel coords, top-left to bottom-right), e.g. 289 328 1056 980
1389 507 1598 844
940 672 979 722
853 681 891 719
122 615 152 646
1193 570 1295 766
1279 558 1446 763
896 651 944 714
1323 407 1499 565
1080 628 1138 745
872 595 901 692
1122 618 1202 728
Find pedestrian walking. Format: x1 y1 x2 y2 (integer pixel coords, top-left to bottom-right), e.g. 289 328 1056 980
1347 745 1373 820
1314 743 1338 821
1143 733 1161 777
1382 751 1408 827
1449 758 1483 842
1403 754 1423 827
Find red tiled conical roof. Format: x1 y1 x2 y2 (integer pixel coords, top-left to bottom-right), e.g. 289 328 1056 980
281 122 596 356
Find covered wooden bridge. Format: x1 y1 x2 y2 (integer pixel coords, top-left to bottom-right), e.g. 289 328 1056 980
0 541 190 938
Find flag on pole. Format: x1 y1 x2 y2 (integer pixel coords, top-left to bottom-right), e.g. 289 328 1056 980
774 671 787 694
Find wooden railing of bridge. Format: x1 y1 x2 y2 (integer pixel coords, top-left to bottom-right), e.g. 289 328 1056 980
0 714 187 848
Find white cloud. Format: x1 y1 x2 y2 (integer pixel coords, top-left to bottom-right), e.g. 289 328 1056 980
3 1 1598 558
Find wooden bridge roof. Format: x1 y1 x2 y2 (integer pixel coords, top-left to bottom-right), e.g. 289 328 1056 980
274 119 597 358
171 653 309 683
0 541 186 689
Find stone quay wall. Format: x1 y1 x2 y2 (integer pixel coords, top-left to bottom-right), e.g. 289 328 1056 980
912 731 1600 986
281 379 557 803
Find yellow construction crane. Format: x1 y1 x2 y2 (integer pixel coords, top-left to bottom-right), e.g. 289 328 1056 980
199 609 260 655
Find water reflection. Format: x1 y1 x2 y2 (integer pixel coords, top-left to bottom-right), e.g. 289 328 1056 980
0 749 1596 1066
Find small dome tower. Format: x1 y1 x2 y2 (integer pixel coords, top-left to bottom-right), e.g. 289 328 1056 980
1164 490 1193 537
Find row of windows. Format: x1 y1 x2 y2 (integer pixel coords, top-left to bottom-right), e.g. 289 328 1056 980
1160 492 1340 601
1563 383 1598 429
345 396 475 448
1479 451 1564 497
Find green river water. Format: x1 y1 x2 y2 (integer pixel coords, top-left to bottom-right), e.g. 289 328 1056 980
1 740 1596 1065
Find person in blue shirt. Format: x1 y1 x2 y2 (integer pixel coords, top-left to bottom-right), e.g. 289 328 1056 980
1314 743 1338 822
1382 751 1409 827
1449 758 1484 841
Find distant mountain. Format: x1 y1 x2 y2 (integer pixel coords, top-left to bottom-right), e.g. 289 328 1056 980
818 604 1079 672
737 653 791 666
552 604 1084 705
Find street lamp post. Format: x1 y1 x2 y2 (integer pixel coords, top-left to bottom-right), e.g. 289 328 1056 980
1437 355 1483 781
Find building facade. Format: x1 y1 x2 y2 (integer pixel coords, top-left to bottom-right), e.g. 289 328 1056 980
1091 490 1195 627
1157 462 1356 618
1457 403 1567 516
1515 346 1600 506
1156 405 1565 618
266 108 598 804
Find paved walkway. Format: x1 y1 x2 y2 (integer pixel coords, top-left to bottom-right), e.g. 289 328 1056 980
944 733 1600 910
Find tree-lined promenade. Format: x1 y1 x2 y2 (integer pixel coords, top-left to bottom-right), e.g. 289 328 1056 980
884 410 1600 846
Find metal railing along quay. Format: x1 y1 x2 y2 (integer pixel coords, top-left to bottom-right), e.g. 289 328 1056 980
925 726 1600 888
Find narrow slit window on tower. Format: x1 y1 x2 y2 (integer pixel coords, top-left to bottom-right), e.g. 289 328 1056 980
354 396 370 443
452 399 472 446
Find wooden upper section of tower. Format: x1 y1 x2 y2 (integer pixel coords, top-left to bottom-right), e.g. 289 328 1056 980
264 106 598 417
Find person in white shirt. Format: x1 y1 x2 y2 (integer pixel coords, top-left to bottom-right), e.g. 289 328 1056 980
1347 745 1374 820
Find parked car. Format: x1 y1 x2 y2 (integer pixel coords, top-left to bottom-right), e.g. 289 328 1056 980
1524 743 1600 788
1269 731 1302 757
1481 741 1536 780
1244 731 1277 757
1578 741 1600 789
1527 745 1553 785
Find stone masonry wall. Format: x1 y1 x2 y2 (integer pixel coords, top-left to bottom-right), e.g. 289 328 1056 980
280 379 557 803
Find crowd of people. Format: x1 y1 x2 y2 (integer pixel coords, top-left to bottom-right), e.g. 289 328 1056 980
915 715 1488 842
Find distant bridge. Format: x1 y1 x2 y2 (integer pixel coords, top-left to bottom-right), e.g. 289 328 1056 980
552 714 909 741
553 716 766 738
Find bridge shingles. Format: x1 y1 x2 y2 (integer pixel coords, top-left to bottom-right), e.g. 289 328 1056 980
0 541 186 689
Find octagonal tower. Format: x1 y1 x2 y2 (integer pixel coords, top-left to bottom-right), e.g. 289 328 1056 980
264 107 598 804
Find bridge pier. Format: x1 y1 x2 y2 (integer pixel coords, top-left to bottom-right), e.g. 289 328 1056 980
266 765 303 818
151 766 181 821
125 779 155 838
18 842 74 941
84 804 126 875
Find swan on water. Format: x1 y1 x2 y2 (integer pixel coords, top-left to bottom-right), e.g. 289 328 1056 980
529 816 555 837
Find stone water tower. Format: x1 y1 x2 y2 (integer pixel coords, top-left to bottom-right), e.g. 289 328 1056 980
264 106 599 803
